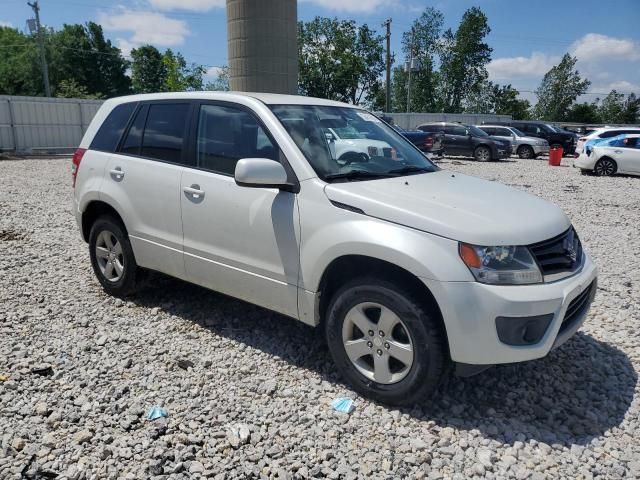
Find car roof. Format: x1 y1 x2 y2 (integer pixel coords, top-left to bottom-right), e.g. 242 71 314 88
102 91 353 108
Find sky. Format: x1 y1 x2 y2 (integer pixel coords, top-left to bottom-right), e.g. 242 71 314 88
2 0 639 103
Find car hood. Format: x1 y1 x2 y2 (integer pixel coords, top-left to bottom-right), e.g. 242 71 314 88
324 170 570 245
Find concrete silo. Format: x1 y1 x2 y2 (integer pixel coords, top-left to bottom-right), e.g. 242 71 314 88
226 0 298 94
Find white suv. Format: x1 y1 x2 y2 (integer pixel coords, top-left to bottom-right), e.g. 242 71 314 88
73 92 598 405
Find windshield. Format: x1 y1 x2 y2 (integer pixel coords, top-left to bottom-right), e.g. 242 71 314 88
511 127 526 137
270 105 438 181
545 124 561 133
468 125 489 137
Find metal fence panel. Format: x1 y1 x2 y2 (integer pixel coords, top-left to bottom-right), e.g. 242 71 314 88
0 95 104 153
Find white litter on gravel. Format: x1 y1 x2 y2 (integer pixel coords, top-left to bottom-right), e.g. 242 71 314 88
1 157 639 479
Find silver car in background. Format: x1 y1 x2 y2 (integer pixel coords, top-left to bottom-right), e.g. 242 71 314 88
478 125 549 159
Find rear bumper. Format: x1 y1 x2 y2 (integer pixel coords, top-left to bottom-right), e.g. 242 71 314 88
422 253 598 365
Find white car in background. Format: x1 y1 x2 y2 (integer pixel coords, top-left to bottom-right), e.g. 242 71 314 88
576 126 640 154
575 134 640 176
320 119 394 163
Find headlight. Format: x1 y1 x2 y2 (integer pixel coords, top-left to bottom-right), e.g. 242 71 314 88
459 243 542 285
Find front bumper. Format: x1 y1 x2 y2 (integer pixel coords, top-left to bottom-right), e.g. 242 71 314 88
422 253 598 365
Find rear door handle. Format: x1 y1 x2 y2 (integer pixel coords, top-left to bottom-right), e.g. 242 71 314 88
110 167 125 180
183 184 205 199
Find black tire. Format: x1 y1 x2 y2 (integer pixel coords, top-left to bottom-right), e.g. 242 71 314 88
580 168 592 176
88 215 140 297
474 145 491 162
593 157 617 176
325 277 447 405
517 145 535 159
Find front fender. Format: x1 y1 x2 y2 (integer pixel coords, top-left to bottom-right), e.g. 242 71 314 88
300 215 473 292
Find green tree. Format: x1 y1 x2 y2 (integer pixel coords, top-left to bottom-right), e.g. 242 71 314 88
621 93 640 124
49 22 130 98
298 17 384 104
55 79 100 99
399 7 444 112
464 81 530 119
163 49 206 91
130 45 167 93
565 102 601 123
598 90 625 123
533 54 590 121
437 7 492 113
0 26 43 96
205 66 230 91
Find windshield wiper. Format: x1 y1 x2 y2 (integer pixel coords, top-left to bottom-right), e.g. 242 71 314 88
324 170 396 182
388 165 433 175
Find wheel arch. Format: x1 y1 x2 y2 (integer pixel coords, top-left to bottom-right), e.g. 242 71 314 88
81 200 128 243
316 255 448 351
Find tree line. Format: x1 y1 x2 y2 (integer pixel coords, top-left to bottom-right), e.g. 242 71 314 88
0 7 638 124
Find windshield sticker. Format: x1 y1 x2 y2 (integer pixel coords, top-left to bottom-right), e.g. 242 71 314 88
356 112 381 123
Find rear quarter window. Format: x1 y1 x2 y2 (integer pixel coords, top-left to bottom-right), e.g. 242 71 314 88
90 103 137 152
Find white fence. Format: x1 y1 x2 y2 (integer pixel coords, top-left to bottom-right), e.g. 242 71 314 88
387 113 512 130
0 96 104 154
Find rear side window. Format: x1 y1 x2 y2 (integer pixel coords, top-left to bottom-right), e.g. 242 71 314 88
481 127 494 135
195 104 277 176
140 103 190 163
446 125 467 136
90 103 136 152
600 129 640 138
120 105 147 156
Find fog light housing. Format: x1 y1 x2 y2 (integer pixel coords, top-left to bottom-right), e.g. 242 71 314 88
495 314 554 346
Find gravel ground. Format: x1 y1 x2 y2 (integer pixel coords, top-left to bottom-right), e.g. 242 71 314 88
1 156 639 480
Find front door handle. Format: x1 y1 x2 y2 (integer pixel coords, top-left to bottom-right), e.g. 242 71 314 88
110 167 124 180
614 150 623 154
183 184 205 199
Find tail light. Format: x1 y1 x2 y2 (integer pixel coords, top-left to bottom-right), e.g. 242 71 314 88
71 148 86 188
424 137 434 148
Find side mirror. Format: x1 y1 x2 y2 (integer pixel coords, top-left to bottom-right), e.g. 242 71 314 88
234 158 297 192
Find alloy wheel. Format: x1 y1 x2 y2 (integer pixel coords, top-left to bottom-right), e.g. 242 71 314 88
594 159 616 176
341 302 414 384
95 230 124 282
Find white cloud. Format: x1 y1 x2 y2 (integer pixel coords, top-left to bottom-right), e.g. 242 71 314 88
147 0 225 12
302 0 395 13
0 20 13 28
99 9 189 49
487 52 560 81
606 80 640 93
571 33 640 63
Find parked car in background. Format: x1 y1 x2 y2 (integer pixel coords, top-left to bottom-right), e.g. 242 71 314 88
574 134 640 176
393 125 444 157
73 91 597 405
380 116 444 156
477 125 549 159
320 118 394 163
575 126 640 154
490 121 576 154
418 122 510 161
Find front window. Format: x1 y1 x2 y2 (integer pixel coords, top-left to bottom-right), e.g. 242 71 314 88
270 105 437 182
468 125 489 137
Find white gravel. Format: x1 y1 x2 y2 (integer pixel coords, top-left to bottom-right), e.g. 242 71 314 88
1 156 639 479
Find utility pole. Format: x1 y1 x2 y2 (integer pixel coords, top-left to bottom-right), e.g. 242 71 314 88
406 27 414 114
27 0 51 97
382 18 392 113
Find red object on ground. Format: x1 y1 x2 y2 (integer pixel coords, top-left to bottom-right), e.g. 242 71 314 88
548 146 563 166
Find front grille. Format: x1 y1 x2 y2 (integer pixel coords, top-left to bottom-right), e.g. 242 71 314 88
529 227 583 279
559 280 596 334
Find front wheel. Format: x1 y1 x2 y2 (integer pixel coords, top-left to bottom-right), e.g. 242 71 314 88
474 146 491 162
89 215 141 297
593 157 617 176
325 278 447 405
518 145 535 159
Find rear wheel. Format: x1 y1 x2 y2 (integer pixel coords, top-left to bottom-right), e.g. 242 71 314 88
89 216 140 297
593 157 617 176
474 146 491 162
517 145 535 159
325 278 447 405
